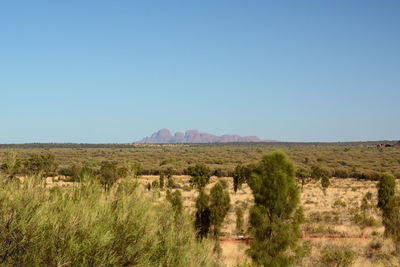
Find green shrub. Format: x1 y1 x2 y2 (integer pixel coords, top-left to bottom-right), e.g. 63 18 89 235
332 199 347 209
352 214 380 227
296 167 311 189
182 185 192 192
59 164 93 182
0 177 216 266
0 153 22 181
333 168 350 178
187 164 212 190
311 165 330 180
98 161 120 190
235 207 244 235
166 189 184 216
232 164 250 193
151 179 159 188
321 176 330 195
213 168 224 178
23 153 58 177
320 245 357 267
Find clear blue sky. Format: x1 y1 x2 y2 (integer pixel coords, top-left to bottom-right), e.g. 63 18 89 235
1 1 399 143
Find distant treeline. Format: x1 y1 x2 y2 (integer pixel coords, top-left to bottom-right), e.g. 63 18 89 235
0 141 397 149
1 142 399 180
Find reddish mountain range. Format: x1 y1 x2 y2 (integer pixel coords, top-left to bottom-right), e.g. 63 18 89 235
138 129 272 143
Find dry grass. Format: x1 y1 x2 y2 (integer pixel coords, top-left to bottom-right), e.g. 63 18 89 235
135 175 400 266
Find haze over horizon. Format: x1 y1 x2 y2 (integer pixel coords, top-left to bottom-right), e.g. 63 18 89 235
1 1 399 143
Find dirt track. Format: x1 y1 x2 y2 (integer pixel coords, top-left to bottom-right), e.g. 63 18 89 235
220 231 368 245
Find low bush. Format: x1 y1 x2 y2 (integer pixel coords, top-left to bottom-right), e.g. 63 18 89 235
333 168 350 178
320 245 357 267
23 153 58 177
352 214 380 227
0 177 216 266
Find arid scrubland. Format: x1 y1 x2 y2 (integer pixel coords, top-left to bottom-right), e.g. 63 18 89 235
1 143 400 266
1 142 399 178
137 175 400 266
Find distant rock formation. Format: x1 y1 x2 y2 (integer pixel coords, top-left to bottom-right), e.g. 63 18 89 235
138 129 269 143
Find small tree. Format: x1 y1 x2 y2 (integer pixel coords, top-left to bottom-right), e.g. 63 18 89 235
310 165 330 180
98 162 119 191
0 153 22 181
151 180 159 189
232 165 250 193
24 153 58 177
167 176 175 188
187 164 211 191
361 192 373 218
235 207 244 235
296 167 311 190
213 168 224 178
377 173 397 241
247 152 303 267
165 167 176 188
166 189 183 216
194 190 211 239
159 173 165 190
385 195 400 253
377 173 395 213
59 164 93 182
321 176 330 195
132 162 143 178
209 181 231 239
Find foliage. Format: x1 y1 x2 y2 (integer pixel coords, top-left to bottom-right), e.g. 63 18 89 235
0 152 22 181
209 181 231 238
321 176 330 195
2 142 400 180
332 199 346 209
0 177 216 266
384 195 400 253
162 167 176 188
247 152 303 267
361 192 372 215
23 153 58 177
167 176 176 188
194 190 211 239
352 213 380 228
377 173 396 237
310 165 330 180
151 179 159 188
213 168 224 178
187 164 211 190
320 245 357 267
159 173 165 190
59 164 93 182
132 162 144 178
166 189 183 216
98 161 125 190
235 207 244 235
232 164 250 193
296 167 311 190
377 173 395 212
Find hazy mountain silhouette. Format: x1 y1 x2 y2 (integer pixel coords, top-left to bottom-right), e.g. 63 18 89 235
138 129 273 143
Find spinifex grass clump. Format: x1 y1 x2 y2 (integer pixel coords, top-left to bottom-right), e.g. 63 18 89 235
0 176 216 266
